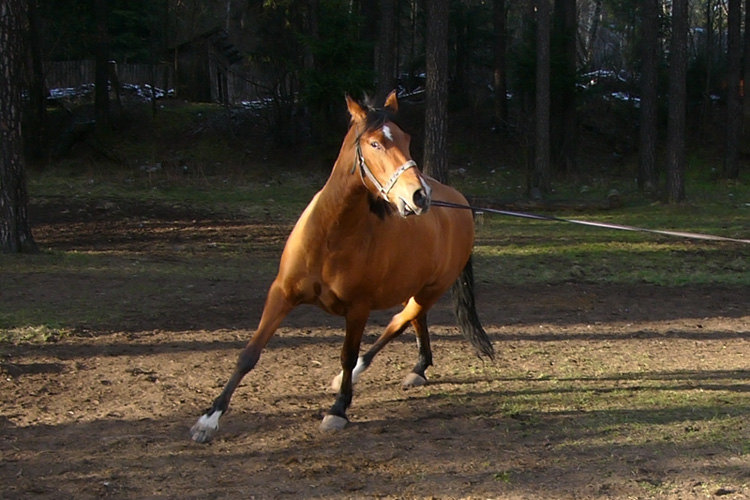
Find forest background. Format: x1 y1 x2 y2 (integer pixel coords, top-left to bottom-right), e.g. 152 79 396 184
1 4 749 497
2 0 750 252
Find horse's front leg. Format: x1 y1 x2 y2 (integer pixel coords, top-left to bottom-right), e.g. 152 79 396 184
190 283 293 443
331 298 425 390
320 308 369 431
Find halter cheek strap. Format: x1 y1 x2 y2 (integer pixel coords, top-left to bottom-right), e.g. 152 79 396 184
353 139 417 201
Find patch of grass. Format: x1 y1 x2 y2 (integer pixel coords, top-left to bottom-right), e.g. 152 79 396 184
0 248 281 332
0 325 73 344
10 153 749 333
493 470 513 483
471 200 750 286
29 166 325 221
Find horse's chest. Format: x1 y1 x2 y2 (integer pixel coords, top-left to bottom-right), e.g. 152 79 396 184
320 244 421 305
284 216 432 311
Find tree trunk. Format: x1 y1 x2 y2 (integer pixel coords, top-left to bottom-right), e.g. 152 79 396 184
304 0 319 73
584 0 602 68
638 0 659 193
1 0 37 253
94 0 110 131
26 0 47 162
744 0 750 121
359 0 377 86
701 0 714 140
492 0 508 129
532 0 551 196
551 0 577 174
452 3 470 106
724 0 741 179
423 0 449 184
665 0 688 203
375 0 397 99
408 0 418 84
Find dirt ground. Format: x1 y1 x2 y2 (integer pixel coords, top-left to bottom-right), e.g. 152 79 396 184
1 200 748 499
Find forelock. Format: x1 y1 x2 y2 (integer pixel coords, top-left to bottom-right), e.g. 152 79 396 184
364 106 399 134
350 95 405 140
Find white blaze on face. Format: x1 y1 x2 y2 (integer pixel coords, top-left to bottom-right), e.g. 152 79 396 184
382 124 393 142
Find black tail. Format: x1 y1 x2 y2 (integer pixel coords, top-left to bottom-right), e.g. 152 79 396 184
451 256 495 360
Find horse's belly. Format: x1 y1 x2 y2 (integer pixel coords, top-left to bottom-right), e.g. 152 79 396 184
321 257 457 313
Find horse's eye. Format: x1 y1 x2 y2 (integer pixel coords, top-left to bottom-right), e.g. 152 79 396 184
370 140 381 150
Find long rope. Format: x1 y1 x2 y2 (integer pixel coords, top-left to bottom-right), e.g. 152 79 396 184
431 200 750 245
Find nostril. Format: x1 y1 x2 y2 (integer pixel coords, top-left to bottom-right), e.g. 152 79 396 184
413 189 430 210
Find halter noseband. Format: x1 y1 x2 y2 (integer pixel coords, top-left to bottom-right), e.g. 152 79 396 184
352 136 417 201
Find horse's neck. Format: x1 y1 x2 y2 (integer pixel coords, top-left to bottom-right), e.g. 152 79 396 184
315 137 371 228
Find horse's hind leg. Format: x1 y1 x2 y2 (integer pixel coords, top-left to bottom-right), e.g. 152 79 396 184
190 282 293 443
402 312 432 387
331 298 426 390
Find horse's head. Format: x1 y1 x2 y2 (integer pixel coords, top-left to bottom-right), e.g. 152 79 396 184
347 92 431 217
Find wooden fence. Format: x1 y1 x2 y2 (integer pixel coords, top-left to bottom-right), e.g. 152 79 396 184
44 60 174 90
44 59 273 105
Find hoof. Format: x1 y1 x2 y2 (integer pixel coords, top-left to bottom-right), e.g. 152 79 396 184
190 425 215 444
190 411 222 443
402 372 427 388
320 414 348 432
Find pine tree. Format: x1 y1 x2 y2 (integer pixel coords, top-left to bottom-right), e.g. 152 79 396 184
1 0 37 253
423 0 449 183
666 0 688 203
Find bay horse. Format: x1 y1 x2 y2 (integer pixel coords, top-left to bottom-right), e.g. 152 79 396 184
190 91 494 443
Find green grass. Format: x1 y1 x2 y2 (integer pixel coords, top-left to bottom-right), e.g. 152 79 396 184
0 324 73 344
469 357 749 467
4 164 746 333
28 165 325 221
446 146 750 284
472 207 748 286
6 129 749 337
0 248 283 333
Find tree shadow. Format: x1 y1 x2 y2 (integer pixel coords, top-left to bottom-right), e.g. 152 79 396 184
2 393 747 499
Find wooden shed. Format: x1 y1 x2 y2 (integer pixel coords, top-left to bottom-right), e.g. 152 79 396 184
172 28 242 104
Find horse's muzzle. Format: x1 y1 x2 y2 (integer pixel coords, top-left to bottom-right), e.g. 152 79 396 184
413 187 431 212
398 187 431 217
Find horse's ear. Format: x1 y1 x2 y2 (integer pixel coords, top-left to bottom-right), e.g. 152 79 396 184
384 90 399 112
346 95 366 123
